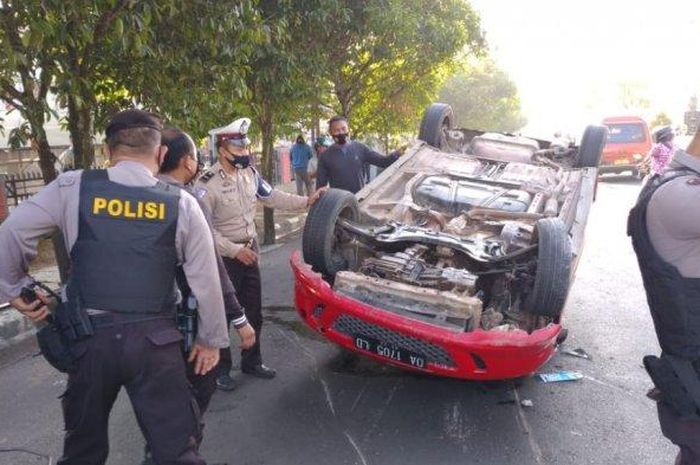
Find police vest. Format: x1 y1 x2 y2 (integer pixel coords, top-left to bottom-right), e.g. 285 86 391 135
627 168 700 360
67 169 180 314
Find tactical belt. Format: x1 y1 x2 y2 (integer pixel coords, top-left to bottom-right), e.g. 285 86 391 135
90 312 172 329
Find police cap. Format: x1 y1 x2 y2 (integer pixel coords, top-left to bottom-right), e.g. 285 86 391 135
106 109 163 140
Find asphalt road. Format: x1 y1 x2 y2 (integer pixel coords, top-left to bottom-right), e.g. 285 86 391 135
0 175 677 465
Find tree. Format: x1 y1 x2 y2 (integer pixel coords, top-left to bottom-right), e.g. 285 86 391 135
618 80 650 112
0 2 59 183
438 58 526 132
236 0 342 245
650 111 672 128
122 1 262 140
319 0 483 136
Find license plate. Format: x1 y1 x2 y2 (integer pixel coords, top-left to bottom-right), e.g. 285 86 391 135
614 159 629 165
353 334 427 369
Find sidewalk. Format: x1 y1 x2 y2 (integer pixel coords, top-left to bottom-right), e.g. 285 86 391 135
0 179 309 349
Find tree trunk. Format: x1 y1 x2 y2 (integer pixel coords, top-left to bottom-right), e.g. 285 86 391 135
259 110 276 245
67 93 96 170
27 112 71 282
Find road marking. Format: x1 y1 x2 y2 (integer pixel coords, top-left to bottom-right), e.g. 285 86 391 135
343 431 369 465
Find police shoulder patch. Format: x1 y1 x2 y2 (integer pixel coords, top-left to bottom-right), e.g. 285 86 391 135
57 171 79 187
199 170 215 183
250 167 273 199
194 187 208 199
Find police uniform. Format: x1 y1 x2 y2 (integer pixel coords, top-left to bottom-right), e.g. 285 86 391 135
628 148 700 464
0 161 228 465
195 161 307 376
158 173 248 414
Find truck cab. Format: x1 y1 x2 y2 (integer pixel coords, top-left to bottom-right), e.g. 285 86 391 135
599 116 651 176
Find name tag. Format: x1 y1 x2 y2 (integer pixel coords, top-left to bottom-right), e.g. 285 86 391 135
92 197 166 221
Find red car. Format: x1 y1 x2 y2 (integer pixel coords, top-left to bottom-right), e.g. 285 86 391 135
291 104 606 380
599 116 651 177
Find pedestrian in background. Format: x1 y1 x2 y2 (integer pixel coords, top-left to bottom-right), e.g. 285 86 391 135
308 135 332 180
290 134 313 195
648 126 676 175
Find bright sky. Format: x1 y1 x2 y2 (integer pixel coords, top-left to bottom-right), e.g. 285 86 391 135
470 0 700 137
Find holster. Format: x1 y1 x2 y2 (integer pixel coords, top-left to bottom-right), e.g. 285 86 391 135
644 354 700 420
176 296 197 355
36 300 92 373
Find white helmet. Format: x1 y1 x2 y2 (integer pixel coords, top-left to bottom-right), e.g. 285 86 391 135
212 117 251 147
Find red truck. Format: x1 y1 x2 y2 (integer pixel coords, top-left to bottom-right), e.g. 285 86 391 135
599 116 651 176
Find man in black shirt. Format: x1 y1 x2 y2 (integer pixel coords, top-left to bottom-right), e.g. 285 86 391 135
316 115 400 194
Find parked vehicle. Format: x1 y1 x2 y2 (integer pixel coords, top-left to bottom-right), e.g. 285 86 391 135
291 103 606 380
599 116 651 176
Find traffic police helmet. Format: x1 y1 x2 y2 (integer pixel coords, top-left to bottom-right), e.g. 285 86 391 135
216 117 251 148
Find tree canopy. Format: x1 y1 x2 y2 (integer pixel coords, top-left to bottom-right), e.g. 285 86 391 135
438 58 526 133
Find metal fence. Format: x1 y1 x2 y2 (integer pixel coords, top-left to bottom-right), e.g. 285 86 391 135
0 172 46 222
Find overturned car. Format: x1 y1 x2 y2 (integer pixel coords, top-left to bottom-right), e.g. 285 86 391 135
291 103 607 380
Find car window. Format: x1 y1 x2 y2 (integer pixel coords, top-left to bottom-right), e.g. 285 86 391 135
605 123 647 144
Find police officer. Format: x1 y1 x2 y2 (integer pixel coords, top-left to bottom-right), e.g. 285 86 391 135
195 118 325 389
0 110 229 465
159 128 256 392
628 124 700 464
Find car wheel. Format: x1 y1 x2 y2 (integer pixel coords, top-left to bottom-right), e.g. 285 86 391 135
302 188 359 276
523 218 572 319
575 125 608 168
419 103 454 150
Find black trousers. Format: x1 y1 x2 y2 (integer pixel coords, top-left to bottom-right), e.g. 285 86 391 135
658 401 700 465
218 256 263 375
57 317 204 465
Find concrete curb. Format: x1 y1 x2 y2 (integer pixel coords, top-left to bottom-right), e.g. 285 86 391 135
0 212 308 351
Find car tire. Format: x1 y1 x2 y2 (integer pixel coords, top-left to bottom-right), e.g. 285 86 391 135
419 103 454 150
575 125 608 168
302 188 359 276
523 218 572 319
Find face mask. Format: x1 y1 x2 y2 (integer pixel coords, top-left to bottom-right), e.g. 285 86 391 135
333 133 349 145
226 154 251 170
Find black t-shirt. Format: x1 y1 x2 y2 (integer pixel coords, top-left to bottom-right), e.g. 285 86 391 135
316 141 399 193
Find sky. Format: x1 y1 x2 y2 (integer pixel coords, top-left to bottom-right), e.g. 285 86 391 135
469 0 700 137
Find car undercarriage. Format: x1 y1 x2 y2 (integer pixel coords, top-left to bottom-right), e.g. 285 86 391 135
294 103 607 379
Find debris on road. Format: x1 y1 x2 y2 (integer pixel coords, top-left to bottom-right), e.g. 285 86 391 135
520 399 534 408
538 371 583 383
496 389 516 404
560 346 592 360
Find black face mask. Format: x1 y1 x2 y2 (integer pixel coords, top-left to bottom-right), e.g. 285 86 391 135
226 154 251 170
333 133 349 145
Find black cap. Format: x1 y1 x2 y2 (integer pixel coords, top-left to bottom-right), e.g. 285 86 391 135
105 109 162 140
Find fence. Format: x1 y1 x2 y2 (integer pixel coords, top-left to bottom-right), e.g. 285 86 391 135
0 172 46 222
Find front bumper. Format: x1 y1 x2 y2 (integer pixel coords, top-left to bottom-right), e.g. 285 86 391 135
290 251 561 380
599 163 639 174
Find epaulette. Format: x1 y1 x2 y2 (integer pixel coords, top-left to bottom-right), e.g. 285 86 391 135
199 170 215 183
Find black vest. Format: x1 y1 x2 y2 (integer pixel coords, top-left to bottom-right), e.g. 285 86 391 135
628 169 700 360
67 169 180 314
